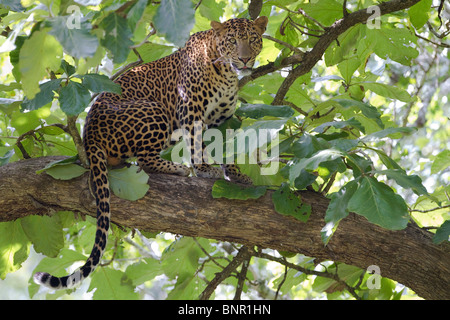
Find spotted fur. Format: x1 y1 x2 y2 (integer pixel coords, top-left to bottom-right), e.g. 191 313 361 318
33 17 268 289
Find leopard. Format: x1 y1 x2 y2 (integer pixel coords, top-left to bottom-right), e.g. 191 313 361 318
33 16 268 290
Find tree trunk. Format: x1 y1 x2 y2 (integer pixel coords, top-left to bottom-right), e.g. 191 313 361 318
0 156 449 299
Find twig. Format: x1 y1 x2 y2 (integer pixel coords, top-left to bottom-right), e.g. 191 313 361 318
409 204 450 213
250 248 362 300
194 0 203 10
262 35 304 55
198 246 250 300
99 238 119 266
130 24 157 49
66 116 89 168
297 8 327 30
414 32 450 48
274 263 288 300
233 247 251 300
343 0 349 17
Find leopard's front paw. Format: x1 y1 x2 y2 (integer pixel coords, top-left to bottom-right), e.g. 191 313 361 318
221 164 253 185
193 164 223 179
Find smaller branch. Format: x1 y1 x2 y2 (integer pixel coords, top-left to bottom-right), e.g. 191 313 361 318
409 204 450 213
281 100 308 116
66 116 88 168
426 21 450 39
199 246 250 300
297 8 327 30
194 0 203 10
274 263 288 300
99 238 119 266
130 24 156 49
110 57 143 81
238 53 304 89
262 35 304 55
289 18 322 38
414 32 450 48
343 0 349 17
233 247 251 300
251 249 362 300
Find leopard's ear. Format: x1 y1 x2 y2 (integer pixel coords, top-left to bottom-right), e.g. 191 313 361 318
211 21 225 33
253 16 268 34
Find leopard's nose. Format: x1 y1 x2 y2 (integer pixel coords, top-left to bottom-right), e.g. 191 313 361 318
239 57 250 64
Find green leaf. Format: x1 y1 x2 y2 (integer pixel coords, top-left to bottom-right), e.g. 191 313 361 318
36 155 79 174
334 99 384 129
313 117 365 134
0 220 30 279
301 0 342 25
212 179 267 200
125 258 163 286
368 148 403 170
167 274 203 300
59 81 92 116
127 0 149 32
153 0 195 47
161 237 208 280
367 27 419 65
235 103 294 119
81 74 122 94
311 75 344 82
433 220 450 244
360 127 416 142
38 125 66 136
21 79 62 111
19 30 63 99
47 16 99 58
109 166 149 201
348 176 409 230
21 215 64 257
360 82 413 103
325 180 358 224
0 150 14 166
199 0 226 21
431 150 450 174
289 149 343 183
89 268 139 300
338 57 361 84
100 13 134 63
408 0 432 29
374 169 428 196
291 133 329 158
272 183 311 222
2 0 25 11
45 163 88 180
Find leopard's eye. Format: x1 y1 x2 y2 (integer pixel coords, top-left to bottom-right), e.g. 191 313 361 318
228 38 237 44
249 36 257 43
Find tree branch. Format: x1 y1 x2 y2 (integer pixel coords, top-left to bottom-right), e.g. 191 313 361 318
0 156 449 300
268 0 422 105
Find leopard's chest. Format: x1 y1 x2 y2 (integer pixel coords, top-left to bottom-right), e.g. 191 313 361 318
203 70 238 127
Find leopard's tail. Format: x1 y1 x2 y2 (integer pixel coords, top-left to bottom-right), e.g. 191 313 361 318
34 145 110 290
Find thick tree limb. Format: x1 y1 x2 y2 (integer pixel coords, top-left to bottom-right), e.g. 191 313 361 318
0 156 449 299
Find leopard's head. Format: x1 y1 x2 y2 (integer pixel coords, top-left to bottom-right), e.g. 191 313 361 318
211 17 268 76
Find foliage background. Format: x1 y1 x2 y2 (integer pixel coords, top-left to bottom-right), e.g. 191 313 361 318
0 0 449 299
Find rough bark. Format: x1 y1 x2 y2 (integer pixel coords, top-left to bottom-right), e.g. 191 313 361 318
0 156 449 300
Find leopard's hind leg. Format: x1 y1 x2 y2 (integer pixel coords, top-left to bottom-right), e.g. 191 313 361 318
134 103 190 177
